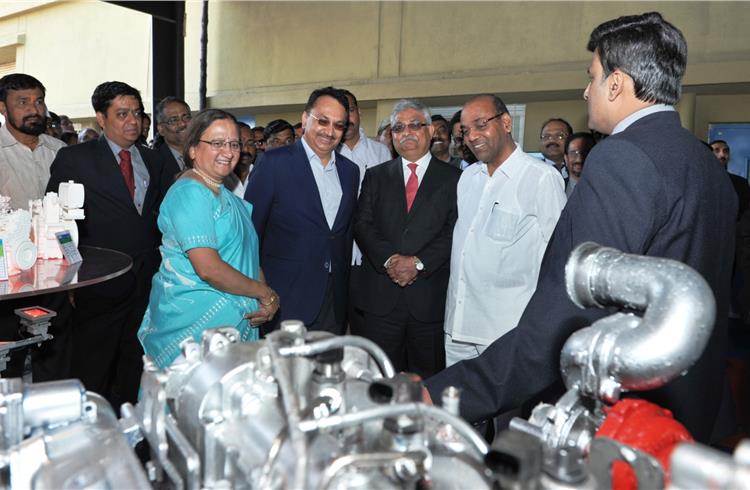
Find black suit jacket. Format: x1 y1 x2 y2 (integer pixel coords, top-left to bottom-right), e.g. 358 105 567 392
353 156 461 322
46 137 167 294
425 111 737 444
155 142 182 193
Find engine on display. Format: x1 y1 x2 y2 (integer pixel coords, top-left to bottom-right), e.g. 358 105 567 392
0 242 747 489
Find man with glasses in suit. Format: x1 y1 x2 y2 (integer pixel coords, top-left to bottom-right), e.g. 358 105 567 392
155 96 192 181
245 87 359 336
352 99 461 378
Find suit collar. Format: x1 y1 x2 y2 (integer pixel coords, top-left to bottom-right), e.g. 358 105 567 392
611 104 675 135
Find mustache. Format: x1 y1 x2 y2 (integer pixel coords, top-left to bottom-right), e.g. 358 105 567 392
399 135 419 145
546 142 562 149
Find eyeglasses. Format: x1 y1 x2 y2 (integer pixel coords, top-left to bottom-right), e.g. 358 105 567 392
391 121 429 134
164 114 192 127
267 136 295 147
310 113 347 131
113 109 143 121
541 132 569 142
433 125 450 136
200 139 241 152
566 149 589 158
460 113 503 138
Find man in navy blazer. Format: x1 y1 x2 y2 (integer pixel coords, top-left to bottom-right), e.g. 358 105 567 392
47 81 168 409
425 12 737 444
245 87 359 335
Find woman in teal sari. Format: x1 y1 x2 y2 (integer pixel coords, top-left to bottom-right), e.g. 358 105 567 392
139 109 279 368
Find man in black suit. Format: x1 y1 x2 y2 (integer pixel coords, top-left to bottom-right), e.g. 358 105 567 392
353 99 461 378
154 96 192 185
425 12 737 444
47 81 167 409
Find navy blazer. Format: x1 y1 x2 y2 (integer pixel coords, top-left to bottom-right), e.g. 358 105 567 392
353 156 461 322
426 111 737 444
245 140 360 325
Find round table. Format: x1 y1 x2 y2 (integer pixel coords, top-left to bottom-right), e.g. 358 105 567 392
0 246 133 300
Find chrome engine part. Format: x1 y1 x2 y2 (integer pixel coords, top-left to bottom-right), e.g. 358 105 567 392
511 242 716 464
122 321 492 489
0 243 742 490
668 439 750 489
0 378 150 489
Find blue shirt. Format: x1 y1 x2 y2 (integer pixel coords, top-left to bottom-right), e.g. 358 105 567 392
301 137 342 230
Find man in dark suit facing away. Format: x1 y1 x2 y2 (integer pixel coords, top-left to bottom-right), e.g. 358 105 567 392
47 81 168 409
245 87 360 336
425 12 737 444
353 99 461 378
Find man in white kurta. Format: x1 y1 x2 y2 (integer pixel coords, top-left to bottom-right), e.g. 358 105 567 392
444 94 566 366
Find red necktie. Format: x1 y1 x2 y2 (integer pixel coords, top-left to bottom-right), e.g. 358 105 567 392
119 149 135 199
405 162 418 212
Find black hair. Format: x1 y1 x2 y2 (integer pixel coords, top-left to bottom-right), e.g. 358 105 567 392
450 110 462 129
431 115 448 124
183 109 238 168
155 96 190 123
540 118 573 138
237 121 251 130
263 119 294 140
91 81 143 115
61 132 78 146
303 86 349 121
564 132 596 154
340 89 358 108
293 122 302 129
0 73 46 103
587 12 687 105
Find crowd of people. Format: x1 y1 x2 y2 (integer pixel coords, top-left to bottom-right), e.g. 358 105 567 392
0 11 745 446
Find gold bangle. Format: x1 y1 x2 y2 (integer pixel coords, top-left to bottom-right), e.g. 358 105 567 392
261 295 276 307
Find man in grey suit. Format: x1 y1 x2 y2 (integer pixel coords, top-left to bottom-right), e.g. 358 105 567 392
425 12 736 444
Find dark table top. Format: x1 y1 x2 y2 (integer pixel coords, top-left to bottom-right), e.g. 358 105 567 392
0 246 133 300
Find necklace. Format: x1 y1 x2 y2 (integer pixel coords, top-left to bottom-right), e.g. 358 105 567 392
191 167 222 189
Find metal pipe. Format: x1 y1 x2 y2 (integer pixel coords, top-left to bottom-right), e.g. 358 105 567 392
265 331 309 488
278 335 396 378
562 242 715 401
315 451 427 490
297 402 489 456
257 396 333 488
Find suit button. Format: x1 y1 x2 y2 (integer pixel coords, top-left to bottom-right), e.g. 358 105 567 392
324 262 330 269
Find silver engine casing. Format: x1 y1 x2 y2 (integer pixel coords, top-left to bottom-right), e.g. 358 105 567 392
122 322 493 489
0 378 150 489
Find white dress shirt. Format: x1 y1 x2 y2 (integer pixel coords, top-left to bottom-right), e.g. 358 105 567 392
338 128 391 189
339 128 391 265
401 151 432 187
0 124 64 209
445 146 566 346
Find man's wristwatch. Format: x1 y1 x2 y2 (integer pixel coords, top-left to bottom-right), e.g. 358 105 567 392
414 256 424 272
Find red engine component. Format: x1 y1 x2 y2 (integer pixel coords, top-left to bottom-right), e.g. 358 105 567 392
595 399 693 490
